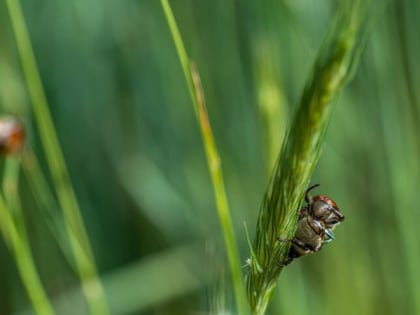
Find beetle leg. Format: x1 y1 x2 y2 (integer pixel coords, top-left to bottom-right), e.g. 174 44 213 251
277 256 294 266
323 229 335 244
276 237 298 266
277 236 319 252
276 245 300 266
293 239 317 252
299 207 309 219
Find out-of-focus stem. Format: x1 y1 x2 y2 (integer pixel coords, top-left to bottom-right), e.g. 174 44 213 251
5 1 110 314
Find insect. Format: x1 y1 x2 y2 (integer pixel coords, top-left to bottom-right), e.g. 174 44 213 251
301 184 345 229
0 116 25 155
277 184 344 266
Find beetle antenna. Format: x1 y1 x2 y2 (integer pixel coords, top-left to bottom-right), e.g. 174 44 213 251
305 184 320 203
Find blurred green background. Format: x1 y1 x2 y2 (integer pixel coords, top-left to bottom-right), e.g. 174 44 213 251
0 0 420 314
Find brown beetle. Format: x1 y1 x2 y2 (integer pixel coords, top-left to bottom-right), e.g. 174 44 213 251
278 184 344 266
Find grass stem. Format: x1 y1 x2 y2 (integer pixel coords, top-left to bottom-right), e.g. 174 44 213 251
160 1 247 313
246 2 372 314
0 180 55 315
5 1 110 314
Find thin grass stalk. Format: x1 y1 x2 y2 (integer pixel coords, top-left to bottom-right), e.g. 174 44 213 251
253 48 288 176
190 64 247 314
160 0 197 116
245 2 372 314
160 1 247 313
0 188 55 315
5 1 109 314
21 149 76 270
2 157 26 235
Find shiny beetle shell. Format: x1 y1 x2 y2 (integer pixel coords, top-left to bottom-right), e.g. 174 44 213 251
292 216 325 254
279 216 327 266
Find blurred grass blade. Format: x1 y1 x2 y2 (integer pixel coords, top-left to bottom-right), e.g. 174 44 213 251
21 149 76 270
13 244 207 315
253 42 288 175
160 1 247 313
0 190 55 315
246 1 372 314
2 157 26 235
5 1 110 314
190 63 247 314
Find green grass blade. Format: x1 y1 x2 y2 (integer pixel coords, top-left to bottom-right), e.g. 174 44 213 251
21 149 76 270
5 1 109 314
190 64 247 314
2 157 26 234
245 2 372 314
0 189 55 315
160 1 247 313
160 0 197 117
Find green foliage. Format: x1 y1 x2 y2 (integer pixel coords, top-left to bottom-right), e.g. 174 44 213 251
160 1 246 313
0 0 419 315
5 0 109 313
246 2 371 314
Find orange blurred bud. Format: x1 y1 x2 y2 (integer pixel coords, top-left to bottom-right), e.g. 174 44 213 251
0 116 25 155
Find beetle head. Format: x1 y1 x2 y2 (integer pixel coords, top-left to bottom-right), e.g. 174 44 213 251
304 184 344 228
